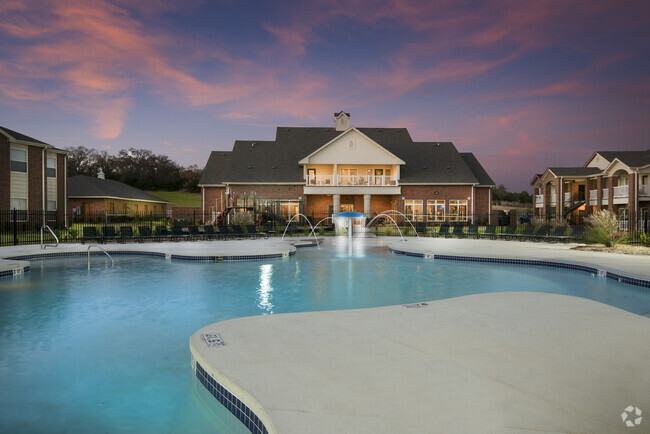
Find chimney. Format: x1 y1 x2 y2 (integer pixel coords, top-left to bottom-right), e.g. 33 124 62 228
97 169 105 179
334 111 350 131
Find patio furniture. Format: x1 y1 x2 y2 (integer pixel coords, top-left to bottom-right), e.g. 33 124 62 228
188 225 202 240
138 226 157 242
545 226 568 242
415 222 427 236
155 225 174 241
81 226 102 244
497 225 518 240
172 225 190 241
246 225 260 238
464 224 479 239
101 226 120 243
554 226 585 243
263 223 276 236
119 226 139 243
480 225 497 239
451 224 466 237
530 225 552 241
512 224 536 241
202 225 220 240
435 223 451 237
218 225 233 239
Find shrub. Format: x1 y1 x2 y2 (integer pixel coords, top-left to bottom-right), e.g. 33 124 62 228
232 212 254 225
584 210 627 247
640 231 650 247
385 226 393 237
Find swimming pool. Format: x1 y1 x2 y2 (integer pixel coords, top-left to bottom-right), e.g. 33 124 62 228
1 239 649 432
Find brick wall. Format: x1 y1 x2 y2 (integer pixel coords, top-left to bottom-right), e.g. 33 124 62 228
202 186 227 212
27 145 43 211
0 135 9 209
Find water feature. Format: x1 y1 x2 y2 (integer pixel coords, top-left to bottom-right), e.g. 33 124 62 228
281 213 320 248
365 209 419 239
333 211 366 256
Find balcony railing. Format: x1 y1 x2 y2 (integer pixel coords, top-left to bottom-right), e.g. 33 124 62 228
602 189 609 200
589 189 598 205
535 194 543 207
549 192 557 205
639 184 649 197
564 192 571 205
307 174 398 186
613 185 629 198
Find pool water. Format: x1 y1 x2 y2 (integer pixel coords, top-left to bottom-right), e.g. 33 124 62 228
1 240 649 432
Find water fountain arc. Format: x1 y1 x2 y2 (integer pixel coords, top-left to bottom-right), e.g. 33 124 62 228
281 213 320 248
364 213 406 242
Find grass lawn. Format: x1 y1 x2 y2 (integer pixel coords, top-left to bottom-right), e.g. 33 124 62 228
147 191 201 207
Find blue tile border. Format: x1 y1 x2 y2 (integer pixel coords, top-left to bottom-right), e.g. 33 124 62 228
388 247 650 289
194 361 269 434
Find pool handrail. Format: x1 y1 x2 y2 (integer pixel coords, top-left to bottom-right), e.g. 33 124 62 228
40 225 59 250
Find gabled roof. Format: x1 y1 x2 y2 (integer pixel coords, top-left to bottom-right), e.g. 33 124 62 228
198 151 231 186
548 167 602 177
68 175 170 203
200 126 492 186
0 125 68 153
596 150 650 168
460 153 496 186
298 127 405 165
0 125 49 145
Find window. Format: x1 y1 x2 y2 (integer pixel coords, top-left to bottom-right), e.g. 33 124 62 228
404 200 423 221
10 148 27 173
10 198 27 221
47 156 57 178
427 200 445 221
449 200 468 221
47 200 57 221
348 139 355 150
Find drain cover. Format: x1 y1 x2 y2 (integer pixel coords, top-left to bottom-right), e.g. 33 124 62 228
403 302 428 308
203 333 225 347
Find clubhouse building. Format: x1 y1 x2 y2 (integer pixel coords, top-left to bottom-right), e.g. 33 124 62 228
199 112 495 224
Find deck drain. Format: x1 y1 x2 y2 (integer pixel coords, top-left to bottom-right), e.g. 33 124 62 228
403 302 428 308
203 333 225 347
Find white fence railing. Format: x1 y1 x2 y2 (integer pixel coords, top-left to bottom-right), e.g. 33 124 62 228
602 189 609 200
307 174 398 186
639 184 649 197
613 185 628 198
564 192 571 205
549 192 557 205
589 189 598 205
535 194 543 207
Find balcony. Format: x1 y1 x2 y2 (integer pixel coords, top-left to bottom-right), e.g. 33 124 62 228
640 184 649 197
549 192 557 205
613 185 629 204
307 174 397 187
535 194 543 208
304 174 400 195
564 192 571 206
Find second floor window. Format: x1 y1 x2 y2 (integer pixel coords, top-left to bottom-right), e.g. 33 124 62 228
10 148 27 173
47 156 57 178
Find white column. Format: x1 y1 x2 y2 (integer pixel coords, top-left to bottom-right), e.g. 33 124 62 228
364 194 371 217
333 194 340 214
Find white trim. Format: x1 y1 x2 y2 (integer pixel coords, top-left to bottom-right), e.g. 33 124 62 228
400 183 477 186
197 183 226 187
298 127 405 165
224 182 304 185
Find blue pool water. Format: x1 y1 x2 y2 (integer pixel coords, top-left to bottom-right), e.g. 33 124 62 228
1 239 649 432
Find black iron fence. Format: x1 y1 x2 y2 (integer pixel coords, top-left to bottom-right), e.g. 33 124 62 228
1 209 648 247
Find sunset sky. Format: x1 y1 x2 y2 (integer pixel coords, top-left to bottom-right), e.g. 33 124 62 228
1 0 648 191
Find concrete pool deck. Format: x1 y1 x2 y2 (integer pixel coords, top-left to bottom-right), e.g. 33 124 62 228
191 292 650 433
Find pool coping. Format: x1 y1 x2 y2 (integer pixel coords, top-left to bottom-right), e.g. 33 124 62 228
0 239 306 278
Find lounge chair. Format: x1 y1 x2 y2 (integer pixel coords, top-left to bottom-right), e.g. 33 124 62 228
480 225 497 239
415 222 427 236
554 226 585 243
202 225 220 240
82 226 102 244
496 225 517 240
531 225 552 241
512 224 536 241
545 226 567 242
156 225 174 241
138 226 157 242
464 224 479 239
218 225 233 239
188 225 202 241
119 226 139 243
172 225 190 241
451 224 465 237
435 223 451 237
246 225 260 238
263 222 276 236
230 225 246 239
101 226 120 243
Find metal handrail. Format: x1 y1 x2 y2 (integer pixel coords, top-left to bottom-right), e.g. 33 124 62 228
40 225 59 250
87 245 115 270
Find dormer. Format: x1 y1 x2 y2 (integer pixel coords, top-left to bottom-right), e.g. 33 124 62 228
334 111 350 131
